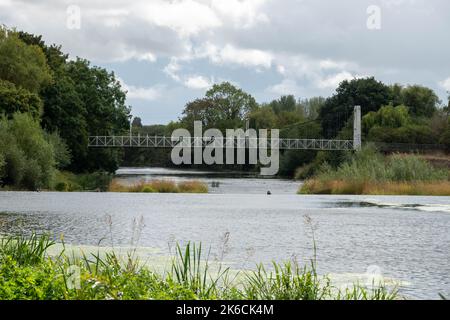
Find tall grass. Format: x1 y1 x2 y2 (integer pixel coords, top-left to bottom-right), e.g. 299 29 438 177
0 233 54 265
108 179 208 194
300 146 450 195
0 233 400 300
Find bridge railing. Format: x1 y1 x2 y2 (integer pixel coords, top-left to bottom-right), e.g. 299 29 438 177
88 135 355 151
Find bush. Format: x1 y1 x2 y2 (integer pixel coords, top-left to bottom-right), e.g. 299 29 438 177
0 113 63 190
142 186 156 193
51 171 111 192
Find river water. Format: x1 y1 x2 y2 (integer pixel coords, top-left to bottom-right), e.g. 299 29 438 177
0 167 449 299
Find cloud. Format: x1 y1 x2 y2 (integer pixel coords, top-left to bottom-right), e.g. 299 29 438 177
134 0 222 36
118 78 163 101
184 75 213 90
164 58 182 81
211 0 269 28
267 79 302 95
196 43 273 69
439 77 450 91
316 71 365 89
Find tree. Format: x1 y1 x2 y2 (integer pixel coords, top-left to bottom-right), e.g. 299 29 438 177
205 82 257 122
132 117 143 128
298 97 325 120
181 98 219 130
0 30 52 93
400 85 439 117
66 59 130 172
270 95 296 115
39 69 88 172
319 77 391 138
363 104 411 134
16 31 131 173
181 82 258 132
45 131 71 169
248 105 278 130
0 113 57 190
0 152 5 183
0 79 43 119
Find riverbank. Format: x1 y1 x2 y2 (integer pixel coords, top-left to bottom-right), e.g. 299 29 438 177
0 233 398 300
298 148 450 196
300 179 450 195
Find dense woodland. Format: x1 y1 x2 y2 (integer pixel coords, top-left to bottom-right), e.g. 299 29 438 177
1 28 449 190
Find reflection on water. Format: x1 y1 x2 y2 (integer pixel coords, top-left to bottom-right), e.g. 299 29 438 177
0 167 449 299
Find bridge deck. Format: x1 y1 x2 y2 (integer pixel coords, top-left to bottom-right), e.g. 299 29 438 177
88 136 355 151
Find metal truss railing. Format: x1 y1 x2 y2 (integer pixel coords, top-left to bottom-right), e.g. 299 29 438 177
88 136 355 151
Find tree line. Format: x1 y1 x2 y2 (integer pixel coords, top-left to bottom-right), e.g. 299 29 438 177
127 78 449 176
0 28 130 189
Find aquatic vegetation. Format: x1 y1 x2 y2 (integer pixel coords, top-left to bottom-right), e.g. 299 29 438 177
108 179 208 194
300 147 450 195
300 180 450 196
0 233 399 300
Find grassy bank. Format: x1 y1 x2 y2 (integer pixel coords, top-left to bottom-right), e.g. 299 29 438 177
299 147 450 195
108 179 208 194
52 171 113 192
0 233 398 300
301 180 450 195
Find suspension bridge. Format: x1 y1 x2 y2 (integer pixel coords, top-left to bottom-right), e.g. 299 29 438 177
88 106 362 151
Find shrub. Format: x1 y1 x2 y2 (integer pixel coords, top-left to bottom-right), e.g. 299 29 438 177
142 186 156 193
0 113 61 189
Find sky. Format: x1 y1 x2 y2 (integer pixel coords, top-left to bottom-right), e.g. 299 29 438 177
1 0 449 124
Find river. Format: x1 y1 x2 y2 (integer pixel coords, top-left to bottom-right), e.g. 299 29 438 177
0 167 449 299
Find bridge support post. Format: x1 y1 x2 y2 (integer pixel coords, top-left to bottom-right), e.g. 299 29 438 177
353 105 362 151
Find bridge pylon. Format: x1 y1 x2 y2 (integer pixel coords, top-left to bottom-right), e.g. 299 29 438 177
353 105 362 151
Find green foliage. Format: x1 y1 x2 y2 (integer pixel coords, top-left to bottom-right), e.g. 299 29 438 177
14 30 130 174
269 95 297 115
0 30 52 93
363 105 411 132
0 113 59 189
0 233 55 266
0 153 5 182
52 171 112 192
320 77 391 138
242 261 328 300
400 85 439 117
181 82 257 133
0 79 43 119
316 146 447 183
248 105 278 130
66 59 130 172
45 131 71 169
0 234 398 300
205 82 257 122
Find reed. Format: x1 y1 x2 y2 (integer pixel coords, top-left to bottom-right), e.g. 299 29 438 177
300 179 450 196
300 147 450 195
108 179 208 194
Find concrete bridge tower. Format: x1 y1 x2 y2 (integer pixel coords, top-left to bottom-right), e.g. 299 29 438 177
353 105 362 151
